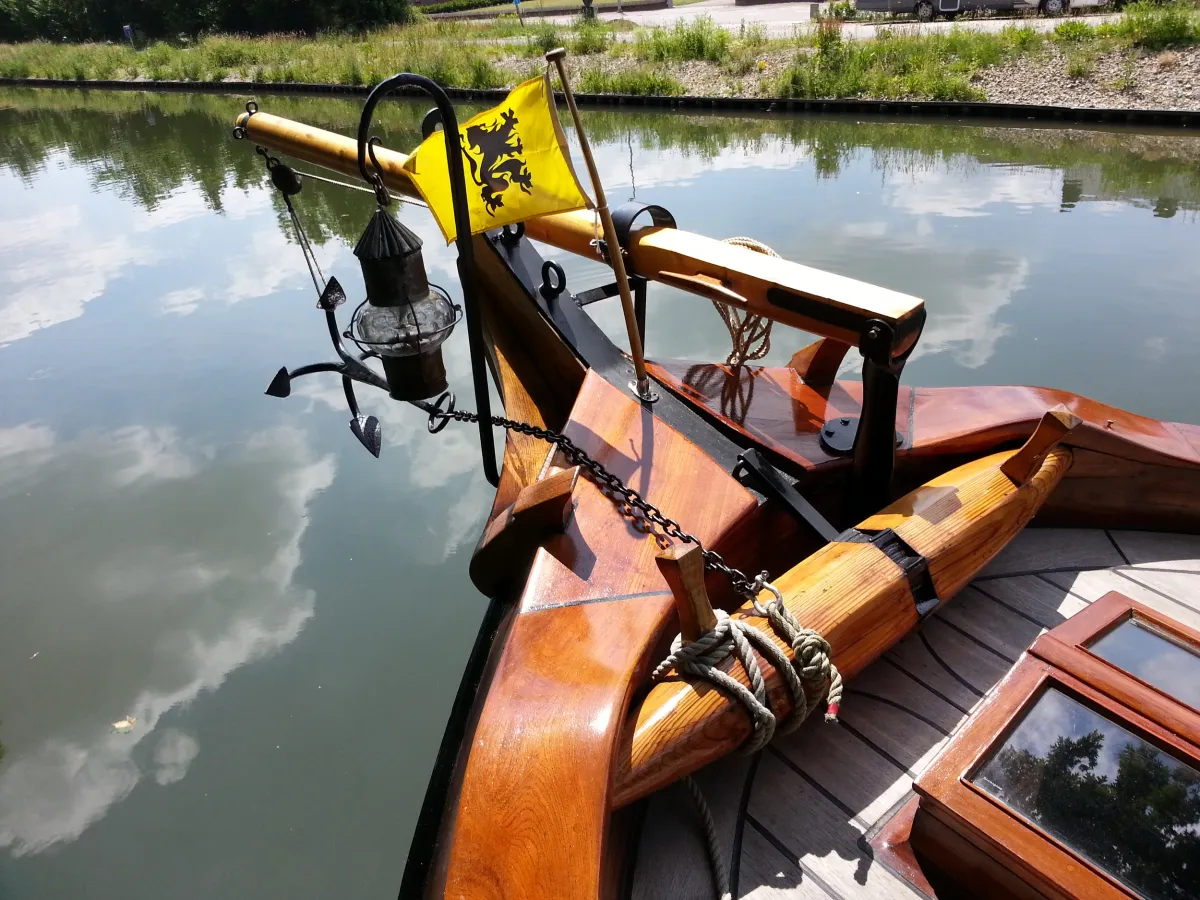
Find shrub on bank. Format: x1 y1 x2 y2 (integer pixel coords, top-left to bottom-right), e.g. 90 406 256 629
775 21 1050 101
633 16 731 62
1116 0 1199 49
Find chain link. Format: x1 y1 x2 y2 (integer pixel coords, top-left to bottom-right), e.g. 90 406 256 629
426 396 760 597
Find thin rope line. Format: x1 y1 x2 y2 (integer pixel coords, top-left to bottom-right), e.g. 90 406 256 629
293 167 432 209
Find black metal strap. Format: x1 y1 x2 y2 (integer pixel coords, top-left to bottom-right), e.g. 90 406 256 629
838 527 939 617
733 449 839 544
611 202 676 252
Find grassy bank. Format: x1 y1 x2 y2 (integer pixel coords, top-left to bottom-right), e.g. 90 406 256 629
1 3 1198 100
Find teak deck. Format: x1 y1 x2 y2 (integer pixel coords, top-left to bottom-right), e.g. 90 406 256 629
630 527 1200 900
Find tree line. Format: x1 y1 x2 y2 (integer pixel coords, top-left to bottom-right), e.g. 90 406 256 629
0 0 410 43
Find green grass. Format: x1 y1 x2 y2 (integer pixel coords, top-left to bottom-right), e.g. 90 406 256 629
578 66 683 94
1115 0 1199 49
1 1 1197 98
775 2 1200 101
633 15 731 62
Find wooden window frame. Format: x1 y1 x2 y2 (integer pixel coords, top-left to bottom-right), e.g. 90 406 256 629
1029 590 1200 746
913 591 1200 900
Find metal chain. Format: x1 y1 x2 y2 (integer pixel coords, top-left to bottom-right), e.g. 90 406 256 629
422 395 760 597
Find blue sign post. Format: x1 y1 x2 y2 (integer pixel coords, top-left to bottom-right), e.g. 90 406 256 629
513 0 523 25
122 24 135 49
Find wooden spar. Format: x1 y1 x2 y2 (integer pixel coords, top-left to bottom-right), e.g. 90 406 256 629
545 47 650 397
233 110 926 355
612 445 1072 807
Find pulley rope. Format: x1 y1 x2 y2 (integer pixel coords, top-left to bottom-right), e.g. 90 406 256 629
683 774 731 900
715 237 776 367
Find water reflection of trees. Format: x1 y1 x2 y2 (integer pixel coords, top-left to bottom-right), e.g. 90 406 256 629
4 88 1200 241
987 731 1200 900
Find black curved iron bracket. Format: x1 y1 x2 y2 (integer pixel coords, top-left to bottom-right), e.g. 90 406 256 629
357 74 500 486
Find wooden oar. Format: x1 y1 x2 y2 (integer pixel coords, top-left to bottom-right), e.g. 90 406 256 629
613 427 1075 807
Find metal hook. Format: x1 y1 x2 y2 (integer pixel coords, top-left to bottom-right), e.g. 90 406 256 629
366 136 391 206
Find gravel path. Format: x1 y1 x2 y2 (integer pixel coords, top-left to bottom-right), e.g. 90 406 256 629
974 45 1200 109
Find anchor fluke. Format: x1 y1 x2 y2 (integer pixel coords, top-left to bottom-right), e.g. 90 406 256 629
265 367 292 398
350 415 382 457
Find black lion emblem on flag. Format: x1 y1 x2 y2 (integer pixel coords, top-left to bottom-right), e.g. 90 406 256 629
462 109 533 216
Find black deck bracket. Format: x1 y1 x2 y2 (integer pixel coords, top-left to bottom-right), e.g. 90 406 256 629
733 448 840 544
819 312 925 517
575 275 649 350
839 527 939 618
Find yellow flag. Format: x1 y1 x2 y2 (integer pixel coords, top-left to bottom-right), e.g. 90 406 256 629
403 74 591 244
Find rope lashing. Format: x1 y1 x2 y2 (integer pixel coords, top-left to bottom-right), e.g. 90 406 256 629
652 575 843 755
749 576 844 724
714 237 777 368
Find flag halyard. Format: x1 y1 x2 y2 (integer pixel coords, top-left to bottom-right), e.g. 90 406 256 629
403 74 591 243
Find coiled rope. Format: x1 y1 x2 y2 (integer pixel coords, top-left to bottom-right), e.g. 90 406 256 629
714 237 777 367
658 574 843 900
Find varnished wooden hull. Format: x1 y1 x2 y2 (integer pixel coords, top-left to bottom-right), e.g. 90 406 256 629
418 265 1200 899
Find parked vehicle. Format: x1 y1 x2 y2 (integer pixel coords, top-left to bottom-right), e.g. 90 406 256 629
855 0 1102 19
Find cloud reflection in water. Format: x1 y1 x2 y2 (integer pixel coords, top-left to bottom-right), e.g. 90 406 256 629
0 423 334 856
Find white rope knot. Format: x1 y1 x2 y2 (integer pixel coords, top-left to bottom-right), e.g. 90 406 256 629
653 575 844 756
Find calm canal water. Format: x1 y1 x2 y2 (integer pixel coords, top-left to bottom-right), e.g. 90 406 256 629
2 87 1200 899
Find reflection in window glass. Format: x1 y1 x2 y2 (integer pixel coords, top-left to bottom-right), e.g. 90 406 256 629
973 688 1200 900
1088 618 1200 710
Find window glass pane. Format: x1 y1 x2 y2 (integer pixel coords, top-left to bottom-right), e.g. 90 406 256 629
972 687 1200 900
1087 618 1200 710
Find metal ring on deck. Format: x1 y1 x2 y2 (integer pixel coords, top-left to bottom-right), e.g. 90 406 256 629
540 261 566 300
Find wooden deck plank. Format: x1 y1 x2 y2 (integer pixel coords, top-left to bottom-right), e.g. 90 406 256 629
967 574 1089 629
1043 569 1200 631
1110 530 1200 570
838 694 951 778
748 753 924 900
843 659 965 736
772 716 911 829
917 616 1018 693
884 637 982 713
740 826 837 900
1116 568 1200 617
632 754 755 900
936 586 1047 663
976 527 1123 578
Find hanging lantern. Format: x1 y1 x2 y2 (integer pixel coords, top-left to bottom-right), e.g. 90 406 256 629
351 207 460 401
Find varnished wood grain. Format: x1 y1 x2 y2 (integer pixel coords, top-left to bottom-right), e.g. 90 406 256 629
441 372 766 900
788 338 851 388
1000 406 1081 486
474 235 586 517
236 112 926 353
470 466 579 596
613 446 1068 807
632 531 1200 900
649 361 1200 533
860 448 1072 598
657 544 718 642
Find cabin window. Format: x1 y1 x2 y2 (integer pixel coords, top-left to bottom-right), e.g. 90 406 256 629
908 592 1200 900
1085 616 1200 710
970 685 1200 900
